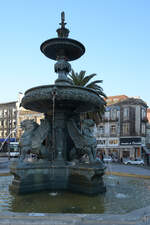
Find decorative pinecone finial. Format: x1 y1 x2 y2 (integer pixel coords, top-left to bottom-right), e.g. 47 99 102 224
56 12 70 38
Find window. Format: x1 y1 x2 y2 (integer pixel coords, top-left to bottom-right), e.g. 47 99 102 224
123 123 130 135
110 125 116 134
97 126 104 135
141 123 145 134
111 109 117 120
117 110 120 119
109 139 118 145
97 139 105 145
0 110 3 117
123 108 129 120
4 109 8 116
4 120 7 127
13 108 16 116
13 119 16 126
141 108 146 119
4 131 7 137
105 111 110 120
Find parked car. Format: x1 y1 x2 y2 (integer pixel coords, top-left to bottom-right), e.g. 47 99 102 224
103 156 113 163
7 151 20 158
123 158 144 165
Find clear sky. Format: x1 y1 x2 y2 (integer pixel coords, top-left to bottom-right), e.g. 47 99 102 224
0 0 150 106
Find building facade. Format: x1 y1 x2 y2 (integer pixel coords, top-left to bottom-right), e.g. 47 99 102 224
0 93 44 150
16 107 44 139
0 101 17 143
95 97 148 161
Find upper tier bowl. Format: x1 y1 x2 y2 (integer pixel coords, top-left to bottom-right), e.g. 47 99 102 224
40 38 85 61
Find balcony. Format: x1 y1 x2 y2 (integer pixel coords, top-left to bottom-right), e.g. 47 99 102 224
110 133 118 137
141 117 148 122
103 117 119 122
123 118 130 122
96 133 105 138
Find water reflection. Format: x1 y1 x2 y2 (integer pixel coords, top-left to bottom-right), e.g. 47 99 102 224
10 191 105 214
1 175 150 214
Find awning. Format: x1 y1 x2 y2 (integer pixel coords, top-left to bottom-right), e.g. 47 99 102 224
0 138 16 142
143 146 150 154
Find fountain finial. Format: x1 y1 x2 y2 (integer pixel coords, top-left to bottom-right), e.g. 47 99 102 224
56 11 70 38
60 12 66 28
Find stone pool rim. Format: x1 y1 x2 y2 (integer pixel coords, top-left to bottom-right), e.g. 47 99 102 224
1 168 150 224
1 170 150 179
0 206 150 225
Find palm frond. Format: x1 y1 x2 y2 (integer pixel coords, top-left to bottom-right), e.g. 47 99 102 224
86 80 103 88
68 69 107 121
78 71 86 81
82 74 97 86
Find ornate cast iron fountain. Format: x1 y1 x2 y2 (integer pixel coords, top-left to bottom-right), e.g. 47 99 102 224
9 12 106 195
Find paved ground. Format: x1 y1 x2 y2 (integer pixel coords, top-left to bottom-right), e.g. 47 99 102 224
1 157 150 178
0 157 12 175
106 162 150 179
0 209 150 225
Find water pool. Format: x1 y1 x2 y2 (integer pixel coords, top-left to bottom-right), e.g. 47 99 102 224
1 175 150 214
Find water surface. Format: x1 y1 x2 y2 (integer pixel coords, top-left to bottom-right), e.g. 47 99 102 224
1 175 150 214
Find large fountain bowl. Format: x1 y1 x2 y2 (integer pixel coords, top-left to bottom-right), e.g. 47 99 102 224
21 84 105 113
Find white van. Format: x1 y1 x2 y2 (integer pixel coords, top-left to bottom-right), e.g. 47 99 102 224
7 142 20 158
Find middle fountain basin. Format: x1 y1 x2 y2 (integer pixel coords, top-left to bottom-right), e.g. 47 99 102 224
21 84 105 113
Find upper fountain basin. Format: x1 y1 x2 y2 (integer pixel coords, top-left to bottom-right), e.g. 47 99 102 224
21 85 105 113
40 38 85 61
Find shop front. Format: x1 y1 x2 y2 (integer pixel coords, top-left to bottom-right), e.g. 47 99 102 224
96 137 120 161
120 137 142 160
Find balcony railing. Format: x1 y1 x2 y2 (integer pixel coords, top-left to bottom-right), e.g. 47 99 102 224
102 117 119 122
96 133 119 138
141 117 148 122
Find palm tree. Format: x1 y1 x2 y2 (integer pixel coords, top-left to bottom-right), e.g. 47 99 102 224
68 69 107 123
68 70 106 98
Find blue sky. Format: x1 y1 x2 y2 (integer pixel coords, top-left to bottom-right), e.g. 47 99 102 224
0 0 150 106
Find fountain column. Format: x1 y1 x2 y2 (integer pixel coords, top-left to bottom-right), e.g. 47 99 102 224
53 111 67 163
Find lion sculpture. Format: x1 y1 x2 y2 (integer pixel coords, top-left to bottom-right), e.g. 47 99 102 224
19 118 50 160
67 118 97 163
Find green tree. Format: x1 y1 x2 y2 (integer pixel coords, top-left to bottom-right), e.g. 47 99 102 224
68 69 107 123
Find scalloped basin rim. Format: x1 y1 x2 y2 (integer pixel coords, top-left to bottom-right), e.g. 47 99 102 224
22 84 105 113
24 84 102 97
40 37 85 51
40 38 86 61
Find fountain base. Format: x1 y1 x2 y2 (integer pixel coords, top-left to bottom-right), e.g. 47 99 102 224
68 163 106 195
9 160 106 195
